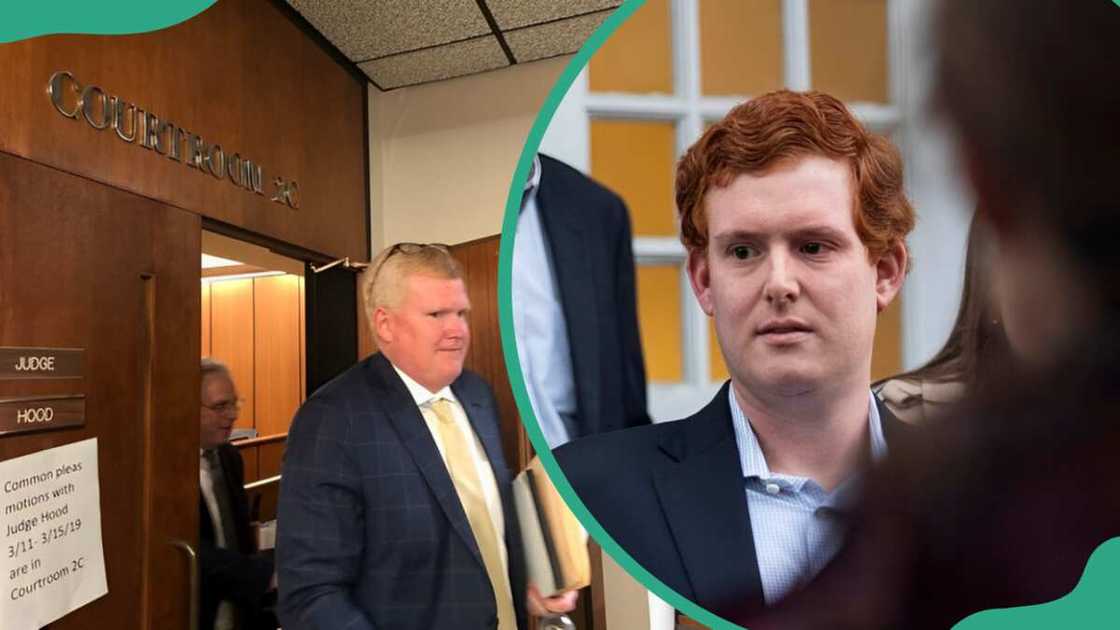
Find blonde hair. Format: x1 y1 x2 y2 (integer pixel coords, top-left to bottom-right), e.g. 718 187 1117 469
361 243 464 326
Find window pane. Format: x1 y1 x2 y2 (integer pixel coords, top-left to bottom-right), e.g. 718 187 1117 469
809 0 889 102
589 0 673 93
708 317 730 382
870 294 902 382
590 119 677 237
637 264 683 383
699 0 784 96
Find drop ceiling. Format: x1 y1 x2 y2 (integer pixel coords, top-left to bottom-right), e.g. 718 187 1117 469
286 0 622 90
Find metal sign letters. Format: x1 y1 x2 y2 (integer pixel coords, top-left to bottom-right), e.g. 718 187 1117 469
47 70 300 209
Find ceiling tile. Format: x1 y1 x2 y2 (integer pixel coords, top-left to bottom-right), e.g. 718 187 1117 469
359 37 510 89
504 11 613 63
288 0 491 60
485 0 621 30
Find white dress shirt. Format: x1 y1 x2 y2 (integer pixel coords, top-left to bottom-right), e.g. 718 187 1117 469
730 389 889 604
512 155 580 448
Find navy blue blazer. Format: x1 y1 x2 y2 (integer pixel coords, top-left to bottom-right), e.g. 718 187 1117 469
277 353 527 630
554 382 913 624
536 154 652 438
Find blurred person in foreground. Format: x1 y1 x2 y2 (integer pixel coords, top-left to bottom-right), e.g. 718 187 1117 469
752 2 1120 628
555 89 916 621
277 244 575 629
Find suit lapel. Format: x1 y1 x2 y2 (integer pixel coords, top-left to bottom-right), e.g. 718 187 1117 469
652 386 766 617
536 159 603 436
369 355 485 568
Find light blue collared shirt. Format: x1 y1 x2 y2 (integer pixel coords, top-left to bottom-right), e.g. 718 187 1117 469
729 388 888 604
512 156 579 448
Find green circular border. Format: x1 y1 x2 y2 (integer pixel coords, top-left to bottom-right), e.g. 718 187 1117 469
496 2 745 628
0 1 215 43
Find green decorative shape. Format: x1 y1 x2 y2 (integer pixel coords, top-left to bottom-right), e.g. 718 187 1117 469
0 1 215 44
955 537 1120 629
496 1 743 628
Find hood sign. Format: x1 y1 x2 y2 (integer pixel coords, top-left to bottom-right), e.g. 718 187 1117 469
47 71 299 209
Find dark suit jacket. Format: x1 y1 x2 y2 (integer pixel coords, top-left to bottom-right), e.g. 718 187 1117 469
554 382 914 623
535 154 651 438
199 444 274 630
276 353 527 630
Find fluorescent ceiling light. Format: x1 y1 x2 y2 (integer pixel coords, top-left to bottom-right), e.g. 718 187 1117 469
201 270 285 283
201 253 243 269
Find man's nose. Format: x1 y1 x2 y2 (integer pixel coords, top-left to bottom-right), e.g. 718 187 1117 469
445 315 469 338
764 250 800 306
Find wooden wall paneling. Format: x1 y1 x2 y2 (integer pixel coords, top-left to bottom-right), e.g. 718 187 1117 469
257 440 286 521
451 236 530 470
0 152 198 629
240 444 260 485
146 189 203 630
356 271 376 360
209 279 255 430
0 0 367 261
257 440 285 481
299 275 307 400
252 275 301 436
201 282 212 357
247 482 280 524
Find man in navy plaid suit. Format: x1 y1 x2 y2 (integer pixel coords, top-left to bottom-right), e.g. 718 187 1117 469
277 243 576 629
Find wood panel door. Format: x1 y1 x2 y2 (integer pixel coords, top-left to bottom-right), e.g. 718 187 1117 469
451 236 531 471
0 151 199 628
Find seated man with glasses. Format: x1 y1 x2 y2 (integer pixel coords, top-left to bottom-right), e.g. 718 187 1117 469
199 358 276 630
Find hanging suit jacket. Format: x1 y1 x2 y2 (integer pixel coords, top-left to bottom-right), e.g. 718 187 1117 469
535 154 652 438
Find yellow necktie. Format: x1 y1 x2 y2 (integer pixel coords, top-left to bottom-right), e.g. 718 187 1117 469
429 398 516 630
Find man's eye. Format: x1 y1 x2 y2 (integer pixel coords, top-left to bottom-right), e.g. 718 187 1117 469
801 242 825 255
730 245 755 260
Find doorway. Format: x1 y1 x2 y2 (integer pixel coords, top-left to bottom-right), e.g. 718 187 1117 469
199 231 307 526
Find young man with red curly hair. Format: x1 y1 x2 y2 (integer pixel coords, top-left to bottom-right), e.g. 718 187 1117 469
554 90 917 622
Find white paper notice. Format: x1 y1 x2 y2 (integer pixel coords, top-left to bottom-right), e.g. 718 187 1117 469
0 438 107 629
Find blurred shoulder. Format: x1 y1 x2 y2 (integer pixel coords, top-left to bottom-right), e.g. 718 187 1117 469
876 377 966 425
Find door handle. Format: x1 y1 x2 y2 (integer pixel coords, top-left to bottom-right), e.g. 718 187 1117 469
168 539 199 630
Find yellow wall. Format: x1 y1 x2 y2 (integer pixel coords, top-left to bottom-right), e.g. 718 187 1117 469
369 58 569 252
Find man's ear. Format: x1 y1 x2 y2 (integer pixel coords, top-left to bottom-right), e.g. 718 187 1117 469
687 248 715 316
875 240 907 312
373 306 393 345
